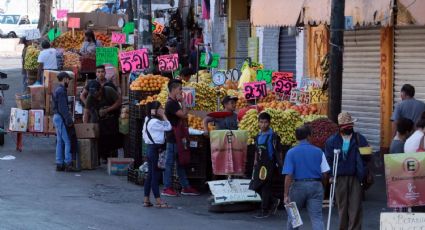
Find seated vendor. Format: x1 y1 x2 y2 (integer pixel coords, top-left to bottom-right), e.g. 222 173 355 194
80 65 120 105
80 29 102 56
83 80 122 163
203 96 238 135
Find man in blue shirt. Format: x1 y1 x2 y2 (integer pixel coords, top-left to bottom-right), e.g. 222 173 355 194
283 125 330 230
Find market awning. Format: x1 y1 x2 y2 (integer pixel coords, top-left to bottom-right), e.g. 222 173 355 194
398 0 425 25
250 0 304 27
302 0 393 26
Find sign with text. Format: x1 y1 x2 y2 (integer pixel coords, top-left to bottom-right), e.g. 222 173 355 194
274 79 297 95
68 17 80 29
272 71 294 82
243 81 267 100
119 49 149 73
182 87 196 108
385 153 425 208
207 179 261 204
290 89 300 103
96 47 119 68
200 52 220 68
380 213 425 230
298 91 310 104
56 9 68 19
24 29 41 40
158 54 179 72
111 32 126 44
256 69 273 84
309 89 328 104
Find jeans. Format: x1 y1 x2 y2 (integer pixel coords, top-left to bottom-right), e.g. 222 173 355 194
144 144 161 198
53 114 72 165
287 181 324 230
163 143 189 189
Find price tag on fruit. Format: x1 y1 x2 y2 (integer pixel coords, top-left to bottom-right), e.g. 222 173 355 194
243 81 267 100
119 49 149 73
68 17 80 29
112 32 126 44
158 54 179 72
24 29 41 40
309 89 328 104
299 91 311 104
273 79 297 95
256 69 273 84
272 72 293 82
56 9 68 19
182 87 196 108
290 90 300 103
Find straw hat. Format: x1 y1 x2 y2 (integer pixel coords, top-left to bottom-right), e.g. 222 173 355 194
338 112 357 126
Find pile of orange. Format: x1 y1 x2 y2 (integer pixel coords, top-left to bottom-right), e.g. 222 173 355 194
130 74 169 91
139 95 157 105
188 114 203 130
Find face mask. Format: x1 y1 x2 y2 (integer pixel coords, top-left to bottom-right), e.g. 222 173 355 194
342 128 353 136
64 82 69 88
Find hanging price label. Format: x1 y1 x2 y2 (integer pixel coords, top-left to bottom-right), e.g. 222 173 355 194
24 29 41 40
256 69 273 84
68 17 80 28
273 79 297 95
272 72 294 82
182 87 196 107
112 32 126 44
119 49 149 73
309 89 328 104
158 54 179 72
243 81 267 100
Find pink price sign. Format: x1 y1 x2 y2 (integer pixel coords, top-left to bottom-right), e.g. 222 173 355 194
57 9 68 19
118 49 149 73
158 54 179 72
273 78 297 95
272 72 293 82
243 81 267 100
68 17 80 29
112 32 126 44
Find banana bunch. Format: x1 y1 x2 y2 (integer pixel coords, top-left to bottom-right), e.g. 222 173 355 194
238 109 259 144
24 45 40 71
196 70 212 84
301 114 327 124
184 82 226 111
265 108 302 146
156 83 169 107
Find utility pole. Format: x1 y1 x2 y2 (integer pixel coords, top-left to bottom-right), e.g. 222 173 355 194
328 0 345 122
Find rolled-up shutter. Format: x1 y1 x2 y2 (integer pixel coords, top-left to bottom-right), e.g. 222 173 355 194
342 28 381 149
278 27 296 75
394 26 425 105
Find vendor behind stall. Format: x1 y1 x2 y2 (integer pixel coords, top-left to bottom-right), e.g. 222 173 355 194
203 96 238 135
83 80 122 162
80 65 120 105
80 29 102 56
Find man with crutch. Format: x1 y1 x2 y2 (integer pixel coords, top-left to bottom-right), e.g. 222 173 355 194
325 112 367 230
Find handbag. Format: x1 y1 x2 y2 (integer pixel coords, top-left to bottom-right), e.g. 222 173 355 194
145 118 166 170
172 119 191 166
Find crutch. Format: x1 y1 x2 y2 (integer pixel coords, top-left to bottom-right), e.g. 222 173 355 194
327 149 340 230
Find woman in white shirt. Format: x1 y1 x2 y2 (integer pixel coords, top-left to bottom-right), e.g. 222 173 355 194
80 30 102 56
142 101 172 208
404 116 425 153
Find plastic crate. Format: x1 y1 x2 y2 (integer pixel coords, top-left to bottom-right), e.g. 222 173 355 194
129 103 145 120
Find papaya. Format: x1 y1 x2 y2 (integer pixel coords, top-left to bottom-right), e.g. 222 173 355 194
259 166 267 180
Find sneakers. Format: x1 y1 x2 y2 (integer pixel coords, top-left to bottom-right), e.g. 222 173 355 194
254 210 270 219
181 187 200 196
161 188 178 197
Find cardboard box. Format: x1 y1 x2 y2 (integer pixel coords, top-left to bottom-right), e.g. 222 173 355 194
44 116 49 133
28 110 44 133
43 70 75 96
107 158 134 176
74 123 99 139
48 116 55 133
29 85 45 109
9 108 29 132
78 139 98 170
45 94 53 115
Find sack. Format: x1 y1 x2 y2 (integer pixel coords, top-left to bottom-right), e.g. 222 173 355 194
157 148 166 170
417 135 425 152
173 119 191 166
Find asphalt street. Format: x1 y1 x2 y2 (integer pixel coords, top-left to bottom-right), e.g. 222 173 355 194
0 55 388 230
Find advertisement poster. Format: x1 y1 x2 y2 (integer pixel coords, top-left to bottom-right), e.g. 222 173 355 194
380 213 425 230
384 152 425 208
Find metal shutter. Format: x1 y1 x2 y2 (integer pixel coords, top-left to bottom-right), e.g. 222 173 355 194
278 27 296 75
236 20 250 68
342 28 381 149
394 26 425 105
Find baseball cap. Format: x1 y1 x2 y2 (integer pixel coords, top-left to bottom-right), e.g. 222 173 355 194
88 80 101 96
222 95 238 105
57 72 73 81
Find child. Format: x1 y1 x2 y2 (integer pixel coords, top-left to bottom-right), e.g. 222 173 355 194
390 118 414 153
142 101 172 208
203 95 238 134
249 112 283 219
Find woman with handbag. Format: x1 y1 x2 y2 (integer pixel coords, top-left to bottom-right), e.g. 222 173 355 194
142 101 172 208
404 113 425 153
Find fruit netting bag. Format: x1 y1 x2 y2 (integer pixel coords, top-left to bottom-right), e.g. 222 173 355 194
210 130 248 175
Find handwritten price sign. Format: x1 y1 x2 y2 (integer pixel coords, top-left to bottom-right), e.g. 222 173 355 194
273 79 297 95
24 29 41 40
272 72 293 82
290 90 300 103
158 54 179 72
112 32 126 44
309 89 328 104
299 91 311 104
182 87 196 107
68 17 80 29
56 9 68 19
119 49 149 73
96 47 119 68
243 81 267 100
256 69 273 84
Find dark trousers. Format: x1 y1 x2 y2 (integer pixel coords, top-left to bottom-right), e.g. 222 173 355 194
335 176 362 230
258 177 274 211
144 144 161 198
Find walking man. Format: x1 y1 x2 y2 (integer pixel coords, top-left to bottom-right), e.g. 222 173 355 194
283 125 329 230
